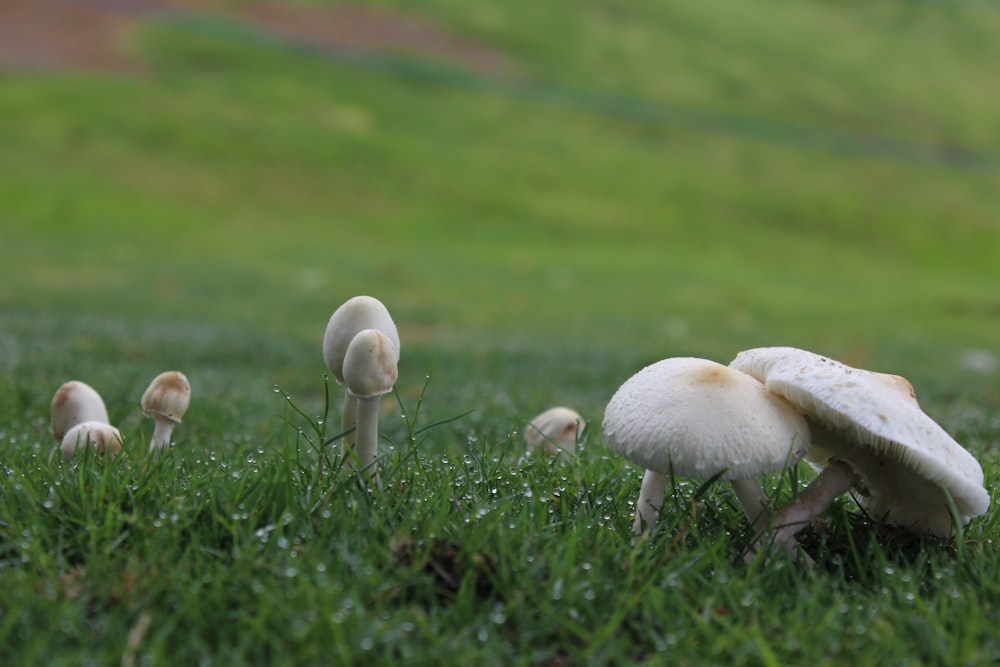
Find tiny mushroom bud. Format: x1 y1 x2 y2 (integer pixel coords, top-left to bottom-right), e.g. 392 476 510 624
59 421 123 461
342 329 398 479
141 371 191 452
50 380 110 442
525 406 586 461
730 346 990 551
603 358 810 541
322 296 400 456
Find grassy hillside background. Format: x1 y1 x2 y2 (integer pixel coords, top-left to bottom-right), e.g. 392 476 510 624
1 0 999 664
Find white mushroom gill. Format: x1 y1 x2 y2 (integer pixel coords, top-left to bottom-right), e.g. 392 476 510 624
730 346 990 551
141 371 191 452
342 329 398 481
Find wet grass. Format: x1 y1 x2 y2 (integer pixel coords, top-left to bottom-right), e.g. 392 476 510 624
1 0 999 663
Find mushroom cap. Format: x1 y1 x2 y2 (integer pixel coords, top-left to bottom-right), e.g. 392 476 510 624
729 346 990 536
141 371 191 423
525 406 586 456
322 296 400 384
59 421 123 460
50 380 110 441
603 357 810 480
342 329 398 398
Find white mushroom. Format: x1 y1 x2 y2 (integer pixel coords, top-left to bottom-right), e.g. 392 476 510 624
58 421 123 461
603 358 810 536
525 406 586 461
141 371 191 452
342 329 398 480
50 380 110 442
322 296 400 462
730 346 990 550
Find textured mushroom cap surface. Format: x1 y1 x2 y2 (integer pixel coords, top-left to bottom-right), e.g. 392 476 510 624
59 421 123 459
603 358 810 480
525 406 586 455
50 380 110 441
730 346 990 535
322 296 400 384
141 371 191 423
343 329 398 398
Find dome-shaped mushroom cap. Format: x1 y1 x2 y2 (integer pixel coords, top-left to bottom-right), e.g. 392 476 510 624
342 329 398 398
323 296 400 384
141 371 191 423
526 406 586 455
59 421 123 460
50 380 110 441
730 346 990 535
603 358 810 480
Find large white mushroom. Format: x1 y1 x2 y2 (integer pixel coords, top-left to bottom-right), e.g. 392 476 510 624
141 371 191 452
50 380 110 442
58 421 124 461
322 296 400 464
525 406 586 461
730 346 990 551
603 357 810 536
342 329 398 480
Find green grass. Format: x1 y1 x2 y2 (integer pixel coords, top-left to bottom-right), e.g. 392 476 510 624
1 0 999 664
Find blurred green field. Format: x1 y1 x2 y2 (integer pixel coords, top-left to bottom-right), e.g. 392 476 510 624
1 1 999 664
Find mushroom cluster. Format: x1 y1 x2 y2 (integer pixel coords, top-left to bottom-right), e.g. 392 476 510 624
322 296 400 481
49 372 192 462
603 347 990 559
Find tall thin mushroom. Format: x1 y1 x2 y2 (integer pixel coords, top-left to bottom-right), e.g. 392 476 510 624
322 296 400 466
730 346 990 554
603 358 810 538
141 371 191 452
342 329 398 483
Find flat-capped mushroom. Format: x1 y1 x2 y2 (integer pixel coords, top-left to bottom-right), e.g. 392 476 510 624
141 371 191 452
322 296 400 462
730 346 990 549
59 421 123 461
342 329 398 479
603 357 810 535
50 380 110 442
525 406 586 461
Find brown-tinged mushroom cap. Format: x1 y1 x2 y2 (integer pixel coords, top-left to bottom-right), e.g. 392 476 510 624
50 380 110 442
141 371 191 423
525 407 586 460
730 346 990 537
58 421 123 461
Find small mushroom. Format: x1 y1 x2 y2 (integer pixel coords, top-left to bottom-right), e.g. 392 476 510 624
603 357 810 535
58 421 123 461
50 380 110 442
342 329 398 479
730 346 990 551
525 406 586 461
322 296 400 462
141 371 191 452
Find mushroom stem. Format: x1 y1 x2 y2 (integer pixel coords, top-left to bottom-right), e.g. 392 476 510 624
149 417 176 452
730 478 773 533
632 469 667 534
765 459 859 555
349 393 382 483
341 392 358 448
